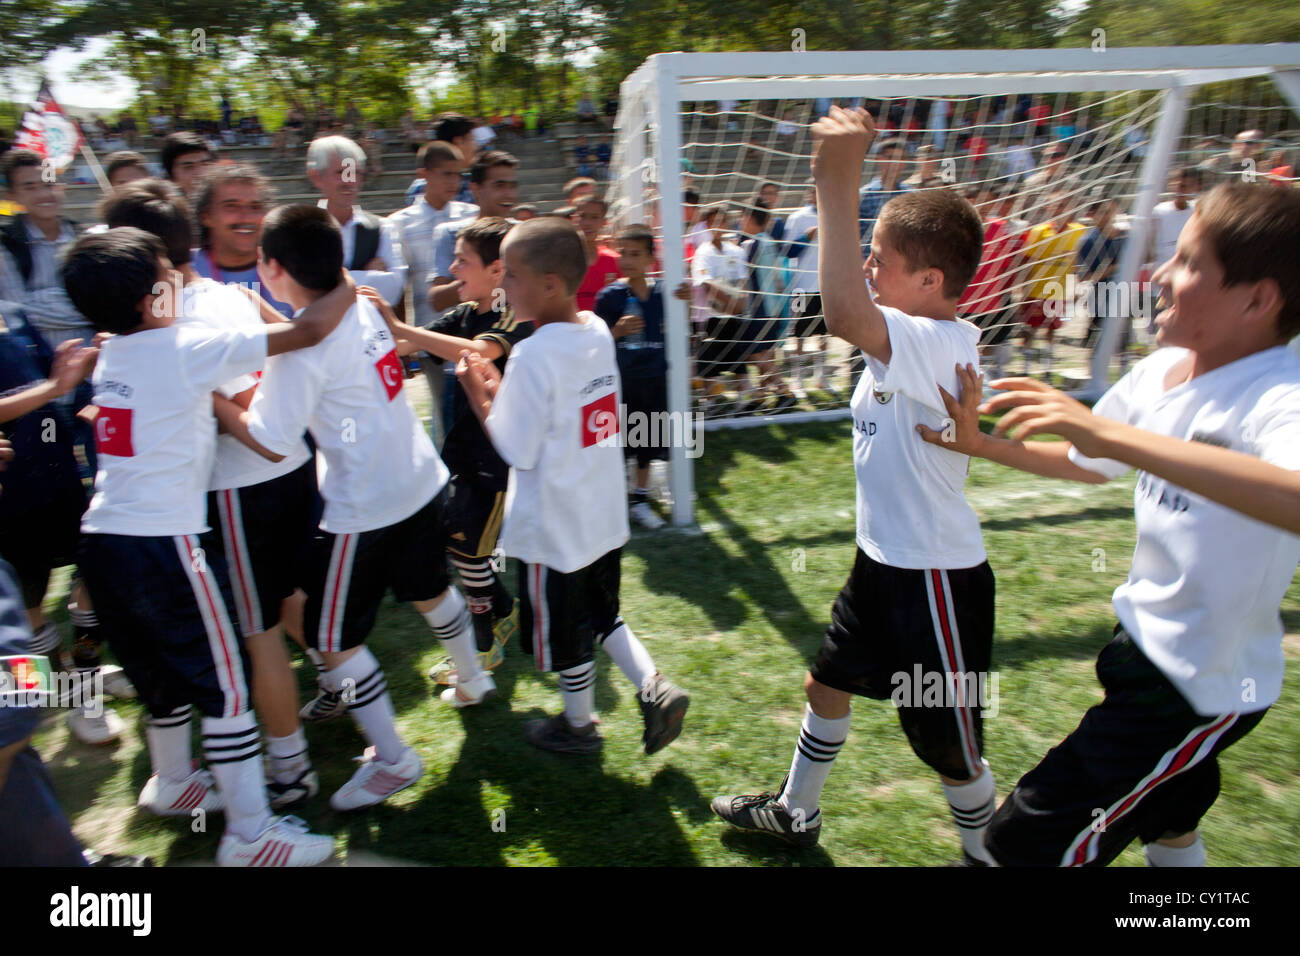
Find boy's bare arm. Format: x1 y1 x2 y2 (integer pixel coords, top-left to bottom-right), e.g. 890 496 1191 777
456 350 502 428
213 393 284 462
0 340 98 424
917 363 1110 483
811 106 891 363
985 375 1300 533
358 287 504 363
263 271 357 356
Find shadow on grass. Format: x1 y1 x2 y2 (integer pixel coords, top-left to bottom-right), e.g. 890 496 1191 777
979 505 1135 533
993 619 1117 669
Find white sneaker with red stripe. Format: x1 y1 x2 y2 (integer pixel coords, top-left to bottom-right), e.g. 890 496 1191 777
216 815 334 867
329 746 423 811
137 767 224 816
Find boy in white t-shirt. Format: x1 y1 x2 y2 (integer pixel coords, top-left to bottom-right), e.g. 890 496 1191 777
216 204 493 811
102 180 323 811
712 107 999 863
457 217 690 755
64 227 350 866
923 182 1300 866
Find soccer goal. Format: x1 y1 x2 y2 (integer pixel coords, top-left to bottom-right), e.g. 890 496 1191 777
606 45 1300 527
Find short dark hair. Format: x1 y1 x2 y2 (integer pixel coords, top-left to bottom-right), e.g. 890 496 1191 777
0 148 43 189
457 216 511 265
432 113 476 143
573 193 607 216
194 164 274 248
260 204 342 293
417 140 463 170
744 199 771 230
1194 183 1300 339
469 149 519 185
1173 165 1204 187
684 188 700 205
616 223 655 256
100 179 193 267
160 132 213 179
61 228 165 335
105 150 149 182
876 189 985 300
760 181 781 193
504 217 586 295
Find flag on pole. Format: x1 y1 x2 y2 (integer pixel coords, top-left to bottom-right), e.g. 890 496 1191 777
14 80 85 172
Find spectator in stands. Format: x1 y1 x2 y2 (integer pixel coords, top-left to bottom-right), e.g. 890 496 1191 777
344 100 363 135
1078 197 1130 369
406 113 478 206
858 137 912 253
1200 128 1265 181
564 177 598 204
958 183 1026 380
220 93 233 132
574 135 596 177
307 135 407 306
692 206 753 414
104 151 150 190
1021 141 1074 216
903 144 945 189
755 182 786 242
116 112 138 147
160 131 214 201
603 92 619 128
274 102 306 160
1147 166 1201 334
577 93 598 124
594 138 612 178
1019 189 1088 375
736 200 797 414
360 121 385 176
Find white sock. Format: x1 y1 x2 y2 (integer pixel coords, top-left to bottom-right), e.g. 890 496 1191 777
775 704 850 821
325 647 405 764
813 349 826 385
558 661 595 728
423 588 483 683
941 759 997 864
203 712 272 843
1145 836 1206 867
145 706 193 780
28 621 61 656
304 646 328 675
599 621 657 696
266 728 310 783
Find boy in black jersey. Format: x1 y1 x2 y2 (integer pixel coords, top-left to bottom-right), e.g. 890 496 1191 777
364 217 528 685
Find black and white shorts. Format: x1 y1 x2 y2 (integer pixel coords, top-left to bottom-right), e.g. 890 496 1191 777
203 458 319 637
78 532 250 720
810 548 996 781
791 293 826 339
303 489 452 653
444 474 507 561
518 548 622 673
986 628 1267 867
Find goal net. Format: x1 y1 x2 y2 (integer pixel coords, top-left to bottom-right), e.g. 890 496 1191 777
606 47 1300 526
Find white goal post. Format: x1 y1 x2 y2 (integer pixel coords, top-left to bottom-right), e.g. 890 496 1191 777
608 45 1300 528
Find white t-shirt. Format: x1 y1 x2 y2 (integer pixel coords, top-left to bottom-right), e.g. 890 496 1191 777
691 239 748 325
1151 200 1195 271
246 298 448 534
1069 345 1300 716
783 205 820 296
82 324 268 536
486 313 629 573
176 279 312 491
854 307 986 569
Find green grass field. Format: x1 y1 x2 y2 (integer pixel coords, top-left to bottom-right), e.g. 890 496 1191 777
33 421 1300 866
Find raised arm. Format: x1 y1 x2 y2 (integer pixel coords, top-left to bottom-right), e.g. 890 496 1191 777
359 287 504 364
811 107 891 362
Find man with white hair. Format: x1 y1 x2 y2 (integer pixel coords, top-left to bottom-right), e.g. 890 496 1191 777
307 135 407 305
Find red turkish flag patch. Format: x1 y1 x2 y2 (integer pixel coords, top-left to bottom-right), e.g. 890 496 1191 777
375 349 403 401
94 406 134 457
581 391 619 448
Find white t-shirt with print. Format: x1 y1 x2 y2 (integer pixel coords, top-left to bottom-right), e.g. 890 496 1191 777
854 307 986 570
486 313 629 573
246 297 447 534
82 324 268 536
691 239 748 326
1069 345 1300 715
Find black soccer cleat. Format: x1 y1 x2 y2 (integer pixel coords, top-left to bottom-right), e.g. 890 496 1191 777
638 673 689 755
711 777 821 848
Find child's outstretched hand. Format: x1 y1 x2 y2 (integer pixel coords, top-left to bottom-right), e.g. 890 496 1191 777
49 339 99 396
358 285 400 326
810 106 877 185
981 376 1107 457
916 363 985 456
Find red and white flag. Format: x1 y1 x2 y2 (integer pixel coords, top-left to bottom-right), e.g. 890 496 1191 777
14 80 85 172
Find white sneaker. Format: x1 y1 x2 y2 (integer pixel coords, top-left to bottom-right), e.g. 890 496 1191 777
138 766 224 816
216 815 334 867
67 707 123 745
98 665 137 700
330 746 423 811
630 501 666 530
438 671 497 709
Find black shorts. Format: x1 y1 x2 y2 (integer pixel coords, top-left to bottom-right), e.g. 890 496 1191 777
519 548 621 673
791 294 826 338
202 458 319 637
697 315 779 379
78 532 251 720
303 490 452 653
986 629 1268 867
622 375 669 467
445 474 507 561
0 484 85 609
811 548 996 780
